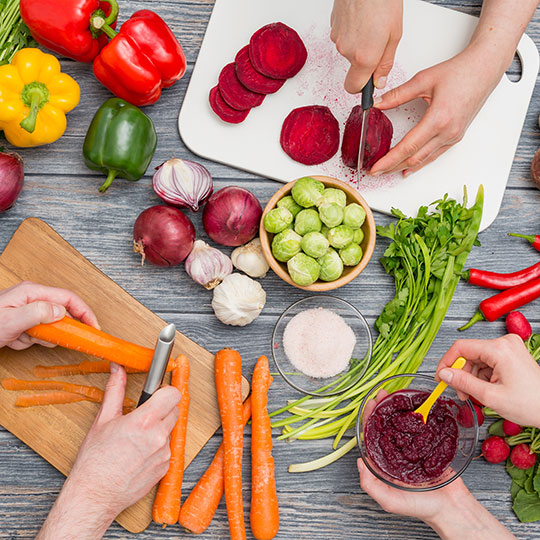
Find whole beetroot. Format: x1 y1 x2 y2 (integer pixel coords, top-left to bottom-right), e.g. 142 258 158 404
510 444 537 470
341 106 393 170
482 436 510 464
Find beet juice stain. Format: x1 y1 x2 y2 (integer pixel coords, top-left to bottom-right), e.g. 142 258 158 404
365 390 459 484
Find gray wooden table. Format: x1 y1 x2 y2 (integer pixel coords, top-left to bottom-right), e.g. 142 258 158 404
1 1 540 538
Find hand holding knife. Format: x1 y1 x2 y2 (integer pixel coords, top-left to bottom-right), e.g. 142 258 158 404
357 75 375 186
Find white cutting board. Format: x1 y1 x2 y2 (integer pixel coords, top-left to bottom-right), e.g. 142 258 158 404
179 0 539 231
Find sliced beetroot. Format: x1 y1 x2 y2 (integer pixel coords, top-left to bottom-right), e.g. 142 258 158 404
249 22 307 79
209 86 250 124
218 63 265 111
341 106 393 170
280 105 340 165
235 46 286 95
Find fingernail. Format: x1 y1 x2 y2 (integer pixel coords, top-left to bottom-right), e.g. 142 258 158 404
376 77 386 89
439 369 453 383
110 362 119 374
52 305 64 320
403 170 411 178
371 171 383 177
373 96 382 106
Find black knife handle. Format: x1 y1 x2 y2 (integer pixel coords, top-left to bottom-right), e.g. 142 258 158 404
361 75 374 110
137 391 153 407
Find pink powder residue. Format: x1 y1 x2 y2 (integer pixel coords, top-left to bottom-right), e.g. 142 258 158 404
283 307 356 378
295 26 424 193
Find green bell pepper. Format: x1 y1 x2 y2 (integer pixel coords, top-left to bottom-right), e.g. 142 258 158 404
83 98 157 192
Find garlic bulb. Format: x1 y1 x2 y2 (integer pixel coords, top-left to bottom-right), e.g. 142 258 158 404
231 237 269 278
153 158 213 211
212 273 266 326
185 240 232 289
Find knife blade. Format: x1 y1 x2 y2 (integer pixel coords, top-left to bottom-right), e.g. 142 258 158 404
137 323 176 406
357 75 375 183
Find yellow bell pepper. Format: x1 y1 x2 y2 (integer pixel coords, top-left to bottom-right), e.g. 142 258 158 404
0 48 80 147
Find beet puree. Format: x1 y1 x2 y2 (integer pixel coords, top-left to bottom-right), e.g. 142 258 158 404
365 390 458 484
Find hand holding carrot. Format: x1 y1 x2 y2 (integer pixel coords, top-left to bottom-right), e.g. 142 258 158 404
436 335 540 428
0 281 99 350
36 364 181 540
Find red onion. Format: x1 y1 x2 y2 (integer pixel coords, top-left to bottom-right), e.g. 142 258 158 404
133 205 195 266
153 158 213 211
0 149 24 213
202 186 262 246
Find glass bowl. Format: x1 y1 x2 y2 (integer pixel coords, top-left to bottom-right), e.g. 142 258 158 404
271 295 373 397
356 373 479 491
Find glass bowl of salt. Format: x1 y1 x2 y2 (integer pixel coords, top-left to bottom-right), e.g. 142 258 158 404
271 295 373 396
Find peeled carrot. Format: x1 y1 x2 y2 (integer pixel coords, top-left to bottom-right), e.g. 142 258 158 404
15 391 86 407
179 397 252 534
153 355 190 526
26 316 175 372
214 349 246 540
250 356 278 540
34 361 142 378
2 378 136 411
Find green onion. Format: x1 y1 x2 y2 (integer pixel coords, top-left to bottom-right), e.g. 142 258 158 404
272 186 484 472
0 0 37 66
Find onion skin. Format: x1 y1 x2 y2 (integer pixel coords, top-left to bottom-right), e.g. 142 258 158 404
0 150 24 213
133 205 195 266
202 186 262 247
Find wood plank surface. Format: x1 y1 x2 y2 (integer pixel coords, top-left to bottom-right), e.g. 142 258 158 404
0 0 539 538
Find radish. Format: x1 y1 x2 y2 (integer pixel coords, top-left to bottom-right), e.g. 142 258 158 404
481 436 510 464
457 403 484 428
510 443 537 469
505 311 532 340
502 420 523 437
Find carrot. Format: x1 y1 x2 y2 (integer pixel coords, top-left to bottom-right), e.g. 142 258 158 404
26 316 175 372
15 391 86 407
179 397 252 534
250 356 278 540
153 355 190 526
214 349 246 540
1 378 136 411
34 361 142 378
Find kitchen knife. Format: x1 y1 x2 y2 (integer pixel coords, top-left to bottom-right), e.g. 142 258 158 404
357 75 375 184
137 323 176 406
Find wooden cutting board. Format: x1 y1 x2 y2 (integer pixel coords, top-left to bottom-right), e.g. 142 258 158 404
0 218 249 533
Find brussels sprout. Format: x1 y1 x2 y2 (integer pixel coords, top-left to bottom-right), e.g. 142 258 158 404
291 177 324 208
301 231 329 258
263 207 293 233
287 253 320 286
339 242 363 266
271 229 302 262
318 188 347 208
327 225 354 248
319 203 344 228
320 224 330 238
277 195 302 218
294 208 322 236
318 249 344 282
353 228 365 245
343 203 366 229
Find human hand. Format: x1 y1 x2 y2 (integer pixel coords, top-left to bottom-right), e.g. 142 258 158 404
330 0 403 93
436 334 540 428
36 364 181 540
0 281 99 349
370 44 504 177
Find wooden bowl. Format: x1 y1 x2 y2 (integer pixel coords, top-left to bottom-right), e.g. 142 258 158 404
259 176 376 291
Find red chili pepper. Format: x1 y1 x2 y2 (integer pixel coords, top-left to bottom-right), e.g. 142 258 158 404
92 10 186 106
459 277 540 331
508 233 540 252
463 262 540 290
20 0 118 63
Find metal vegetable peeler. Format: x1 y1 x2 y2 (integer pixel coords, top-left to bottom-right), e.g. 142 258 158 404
137 323 176 406
357 75 374 186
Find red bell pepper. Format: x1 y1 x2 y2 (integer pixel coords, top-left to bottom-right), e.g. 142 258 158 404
93 10 186 107
20 0 118 63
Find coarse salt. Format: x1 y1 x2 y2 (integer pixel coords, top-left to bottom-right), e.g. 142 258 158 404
283 307 356 378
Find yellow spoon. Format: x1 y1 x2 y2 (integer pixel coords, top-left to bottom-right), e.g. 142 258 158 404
414 357 467 423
